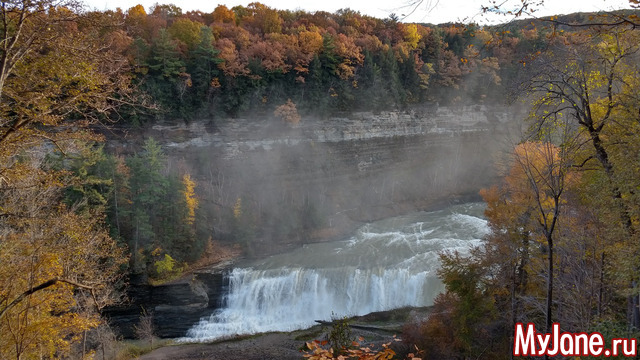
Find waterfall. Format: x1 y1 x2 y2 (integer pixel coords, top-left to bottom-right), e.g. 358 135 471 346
186 202 488 342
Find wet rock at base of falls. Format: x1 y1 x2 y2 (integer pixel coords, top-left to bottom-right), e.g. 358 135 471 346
102 271 227 338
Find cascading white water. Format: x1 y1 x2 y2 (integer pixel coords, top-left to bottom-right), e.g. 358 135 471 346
185 202 488 342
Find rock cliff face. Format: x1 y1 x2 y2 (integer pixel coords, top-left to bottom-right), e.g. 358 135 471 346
104 268 228 338
105 104 524 338
147 105 508 150
134 105 522 246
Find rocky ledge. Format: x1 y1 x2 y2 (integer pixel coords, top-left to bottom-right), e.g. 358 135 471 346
104 263 232 339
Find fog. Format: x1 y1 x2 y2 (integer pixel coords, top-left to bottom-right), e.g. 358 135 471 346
142 104 524 258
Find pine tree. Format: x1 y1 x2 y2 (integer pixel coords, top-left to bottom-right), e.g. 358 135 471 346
187 26 222 112
126 138 168 269
145 28 185 114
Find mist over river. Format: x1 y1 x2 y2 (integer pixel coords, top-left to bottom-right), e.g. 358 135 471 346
185 202 488 342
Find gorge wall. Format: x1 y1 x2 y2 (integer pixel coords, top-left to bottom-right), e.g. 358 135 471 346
118 104 523 252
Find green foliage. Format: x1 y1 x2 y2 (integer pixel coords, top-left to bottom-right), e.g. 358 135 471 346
126 138 168 254
187 26 222 114
437 251 498 354
119 3 578 120
143 29 186 116
153 253 184 281
60 144 113 213
168 18 202 50
326 315 353 355
588 320 640 360
52 137 205 275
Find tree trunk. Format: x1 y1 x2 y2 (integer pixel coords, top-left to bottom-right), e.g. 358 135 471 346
587 127 638 330
112 167 121 235
547 235 553 333
545 235 553 360
82 330 87 359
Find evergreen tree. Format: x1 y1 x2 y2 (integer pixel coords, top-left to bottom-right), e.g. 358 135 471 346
399 53 423 104
187 26 222 114
126 138 168 270
356 50 385 110
379 47 405 107
145 29 186 116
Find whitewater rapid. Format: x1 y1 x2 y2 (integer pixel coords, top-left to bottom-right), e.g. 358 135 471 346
185 202 488 342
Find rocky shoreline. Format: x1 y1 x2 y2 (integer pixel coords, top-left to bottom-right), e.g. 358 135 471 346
135 307 431 360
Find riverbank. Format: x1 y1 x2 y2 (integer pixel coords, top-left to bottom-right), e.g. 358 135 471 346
135 307 431 360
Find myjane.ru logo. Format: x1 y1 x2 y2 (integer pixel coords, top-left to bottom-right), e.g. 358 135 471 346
513 323 637 357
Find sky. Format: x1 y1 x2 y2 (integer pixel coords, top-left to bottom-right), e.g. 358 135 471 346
83 0 635 24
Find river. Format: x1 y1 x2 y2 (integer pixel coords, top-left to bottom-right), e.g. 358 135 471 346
185 202 488 342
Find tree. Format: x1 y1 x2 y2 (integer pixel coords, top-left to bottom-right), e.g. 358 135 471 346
134 309 155 346
59 145 133 240
255 6 282 34
403 23 421 49
521 27 640 328
380 47 405 106
0 151 127 359
526 29 638 228
187 26 222 111
100 154 132 240
508 141 573 336
150 3 182 24
60 144 110 211
478 183 536 354
212 5 236 24
126 138 168 269
123 138 203 265
182 173 198 226
125 4 148 38
274 98 301 125
0 1 134 159
0 2 133 357
425 251 499 358
147 28 184 80
168 17 202 50
142 27 187 114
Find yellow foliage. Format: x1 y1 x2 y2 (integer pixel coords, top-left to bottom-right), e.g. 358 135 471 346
155 254 177 276
212 5 236 23
168 18 202 49
0 4 131 359
403 24 421 50
127 4 147 18
151 246 163 256
0 165 127 359
182 173 198 225
299 30 323 54
233 197 242 219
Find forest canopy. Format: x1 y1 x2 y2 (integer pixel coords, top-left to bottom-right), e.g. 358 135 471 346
115 2 561 120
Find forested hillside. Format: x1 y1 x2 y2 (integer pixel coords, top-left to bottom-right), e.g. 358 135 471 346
118 2 547 120
1 0 640 358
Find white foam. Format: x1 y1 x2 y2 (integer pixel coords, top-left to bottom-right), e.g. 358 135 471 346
183 202 487 342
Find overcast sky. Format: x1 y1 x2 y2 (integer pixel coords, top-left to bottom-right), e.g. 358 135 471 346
83 0 634 24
